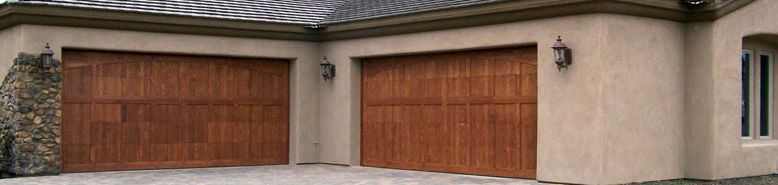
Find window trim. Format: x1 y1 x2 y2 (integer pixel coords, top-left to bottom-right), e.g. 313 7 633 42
743 49 756 140
758 51 774 139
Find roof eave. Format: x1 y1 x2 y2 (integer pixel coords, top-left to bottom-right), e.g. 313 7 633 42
0 0 757 42
319 0 754 39
0 3 320 41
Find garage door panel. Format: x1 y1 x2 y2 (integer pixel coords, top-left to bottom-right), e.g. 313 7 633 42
448 58 470 98
382 106 396 162
520 64 538 97
469 58 493 97
62 103 90 145
211 62 234 99
209 104 229 145
233 68 251 98
386 66 401 99
122 62 149 99
149 60 180 99
233 105 251 142
262 105 286 159
62 145 90 165
387 105 403 162
62 50 289 172
94 63 122 99
121 104 146 145
365 72 385 100
403 105 424 163
520 103 537 170
260 73 283 100
423 105 448 165
362 47 537 178
424 60 446 99
247 105 263 158
62 67 92 100
364 105 384 162
449 104 470 167
184 104 209 143
495 60 520 97
123 144 141 163
95 145 117 164
470 104 494 169
404 63 425 98
182 62 211 99
152 104 181 144
495 103 519 170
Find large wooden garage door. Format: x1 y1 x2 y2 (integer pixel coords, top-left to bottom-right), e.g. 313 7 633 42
61 50 289 172
361 47 537 178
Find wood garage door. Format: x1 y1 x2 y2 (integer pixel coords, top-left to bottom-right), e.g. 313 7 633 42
61 50 289 172
361 47 537 178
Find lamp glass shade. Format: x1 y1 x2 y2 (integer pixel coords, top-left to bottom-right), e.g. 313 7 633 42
554 48 563 63
320 63 331 76
320 56 335 80
41 55 52 68
40 43 54 68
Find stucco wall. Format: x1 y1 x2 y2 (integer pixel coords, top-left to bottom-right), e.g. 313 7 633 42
0 26 21 76
319 14 687 184
7 24 322 165
705 0 778 179
598 15 686 184
684 21 717 179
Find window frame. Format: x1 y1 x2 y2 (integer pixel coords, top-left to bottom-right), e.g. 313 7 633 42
743 49 756 140
758 51 774 139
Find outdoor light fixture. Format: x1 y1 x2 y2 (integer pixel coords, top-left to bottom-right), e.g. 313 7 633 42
551 36 572 71
320 56 335 81
680 0 712 8
40 43 54 69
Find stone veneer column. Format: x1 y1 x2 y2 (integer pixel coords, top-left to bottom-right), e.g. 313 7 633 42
0 53 62 176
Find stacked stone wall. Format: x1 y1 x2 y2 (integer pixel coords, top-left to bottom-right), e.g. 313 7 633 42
0 53 61 176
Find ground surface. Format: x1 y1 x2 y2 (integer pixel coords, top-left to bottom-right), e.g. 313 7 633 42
0 164 537 185
630 174 778 185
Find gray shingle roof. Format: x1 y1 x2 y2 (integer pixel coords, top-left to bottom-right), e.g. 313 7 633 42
13 0 348 25
9 0 512 25
321 0 511 24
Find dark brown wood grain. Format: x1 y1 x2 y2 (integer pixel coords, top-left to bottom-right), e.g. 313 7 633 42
61 50 289 172
361 47 537 179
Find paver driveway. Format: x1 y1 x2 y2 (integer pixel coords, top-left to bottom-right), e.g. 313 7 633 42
0 164 537 185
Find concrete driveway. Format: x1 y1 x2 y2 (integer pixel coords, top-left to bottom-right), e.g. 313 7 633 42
0 164 537 185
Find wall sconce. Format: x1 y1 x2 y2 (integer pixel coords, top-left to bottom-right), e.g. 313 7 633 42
320 56 335 81
40 43 54 69
552 36 572 71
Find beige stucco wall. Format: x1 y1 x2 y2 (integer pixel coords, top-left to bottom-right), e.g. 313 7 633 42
684 21 717 179
702 0 778 179
598 15 686 184
0 25 21 76
319 14 687 184
5 24 322 165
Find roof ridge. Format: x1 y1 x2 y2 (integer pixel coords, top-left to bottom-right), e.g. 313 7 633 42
318 0 355 26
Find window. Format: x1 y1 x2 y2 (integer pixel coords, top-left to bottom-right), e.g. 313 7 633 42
759 52 773 139
743 50 754 138
742 49 774 140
